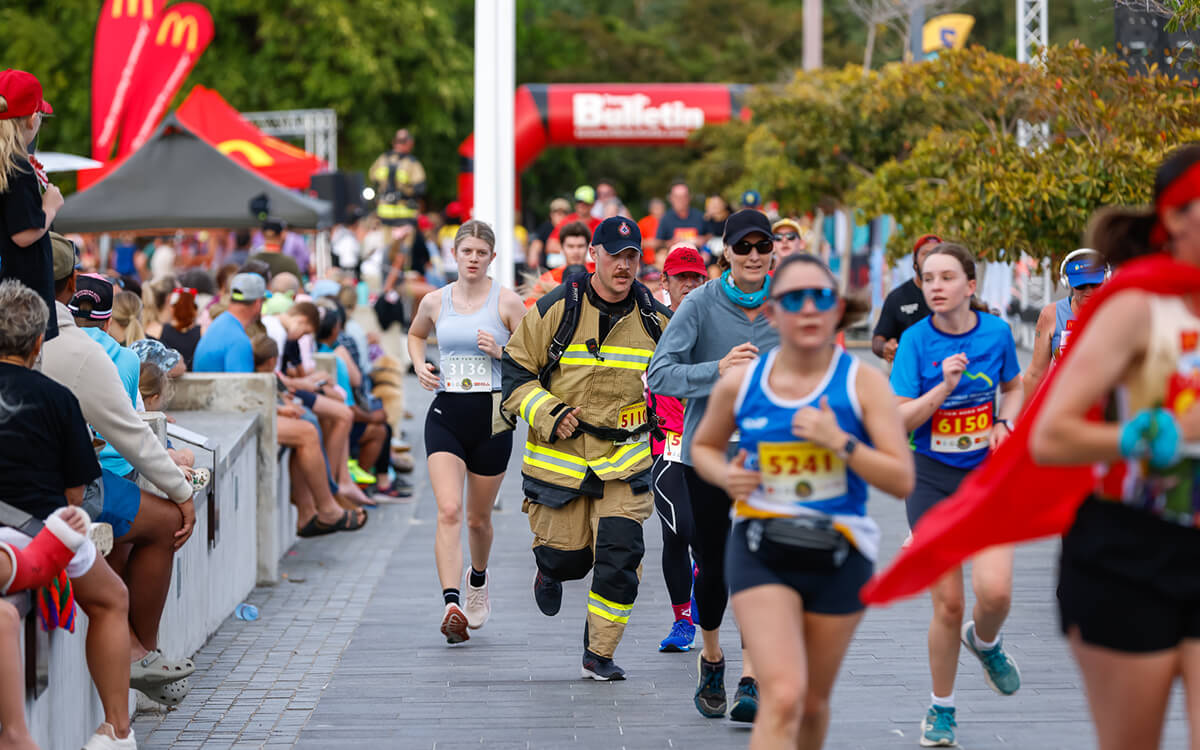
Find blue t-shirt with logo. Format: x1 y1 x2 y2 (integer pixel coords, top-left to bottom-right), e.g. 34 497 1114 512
890 312 1020 470
193 311 254 374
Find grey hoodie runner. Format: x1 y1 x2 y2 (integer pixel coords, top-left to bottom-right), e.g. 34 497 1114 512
646 278 779 466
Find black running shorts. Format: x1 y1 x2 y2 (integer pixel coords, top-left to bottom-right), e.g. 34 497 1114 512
423 391 513 476
1059 497 1200 652
725 519 873 615
905 452 971 529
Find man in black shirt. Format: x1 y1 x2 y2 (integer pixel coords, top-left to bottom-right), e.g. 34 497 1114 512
872 233 941 363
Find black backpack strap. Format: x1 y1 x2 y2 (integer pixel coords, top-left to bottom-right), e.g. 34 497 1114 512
537 274 586 388
632 281 662 343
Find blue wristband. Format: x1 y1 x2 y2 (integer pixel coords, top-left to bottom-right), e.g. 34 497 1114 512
1120 408 1182 469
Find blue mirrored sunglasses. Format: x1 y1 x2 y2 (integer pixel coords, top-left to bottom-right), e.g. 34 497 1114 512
772 287 838 312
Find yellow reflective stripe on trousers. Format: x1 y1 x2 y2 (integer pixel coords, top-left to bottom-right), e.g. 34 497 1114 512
588 441 652 477
523 441 588 480
518 388 553 424
587 591 633 624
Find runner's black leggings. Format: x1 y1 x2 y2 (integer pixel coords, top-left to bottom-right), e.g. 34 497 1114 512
652 457 693 607
682 464 733 632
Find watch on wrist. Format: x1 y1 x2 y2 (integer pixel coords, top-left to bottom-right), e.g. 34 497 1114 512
997 419 1013 432
840 436 858 461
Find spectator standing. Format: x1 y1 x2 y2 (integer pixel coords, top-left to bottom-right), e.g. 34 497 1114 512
192 273 265 373
703 195 732 262
249 219 301 280
637 198 666 263
591 180 626 219
653 181 709 255
0 69 60 342
545 186 602 259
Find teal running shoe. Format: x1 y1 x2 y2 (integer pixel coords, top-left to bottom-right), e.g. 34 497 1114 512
659 618 696 652
920 705 957 747
729 678 758 723
961 621 1021 696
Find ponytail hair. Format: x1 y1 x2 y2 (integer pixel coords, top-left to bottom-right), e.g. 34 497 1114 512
920 242 990 313
112 291 145 346
1087 143 1200 268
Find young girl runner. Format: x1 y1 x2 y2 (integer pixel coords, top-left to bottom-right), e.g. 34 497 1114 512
890 243 1024 747
691 253 913 749
407 220 526 644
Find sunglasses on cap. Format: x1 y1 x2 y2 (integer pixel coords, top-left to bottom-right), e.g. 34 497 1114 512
730 239 774 256
771 287 838 312
773 232 799 242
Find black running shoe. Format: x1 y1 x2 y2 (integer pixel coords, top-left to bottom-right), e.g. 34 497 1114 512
533 571 562 616
581 649 626 681
694 653 727 718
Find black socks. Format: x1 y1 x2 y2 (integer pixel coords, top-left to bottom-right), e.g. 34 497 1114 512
443 588 460 606
469 567 487 588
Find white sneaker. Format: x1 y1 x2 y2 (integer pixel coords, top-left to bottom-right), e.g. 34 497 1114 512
464 571 491 630
82 723 136 749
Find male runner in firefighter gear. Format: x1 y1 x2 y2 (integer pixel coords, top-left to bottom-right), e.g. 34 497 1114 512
502 216 671 680
368 128 426 227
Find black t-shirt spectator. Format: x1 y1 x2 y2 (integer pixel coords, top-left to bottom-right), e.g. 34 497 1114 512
533 220 554 245
0 158 56 340
655 208 707 245
159 323 201 370
703 216 727 240
0 362 100 519
873 279 931 341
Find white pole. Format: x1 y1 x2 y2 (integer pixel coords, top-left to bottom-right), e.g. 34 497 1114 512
802 0 822 71
473 0 516 290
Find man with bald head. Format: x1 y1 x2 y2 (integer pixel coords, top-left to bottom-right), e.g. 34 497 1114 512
263 272 301 316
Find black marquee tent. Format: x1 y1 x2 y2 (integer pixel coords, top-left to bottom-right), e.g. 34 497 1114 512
55 114 332 233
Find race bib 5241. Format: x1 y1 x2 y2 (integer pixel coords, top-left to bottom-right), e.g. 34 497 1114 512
757 441 847 504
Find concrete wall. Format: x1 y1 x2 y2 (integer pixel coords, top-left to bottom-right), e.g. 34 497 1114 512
14 373 294 749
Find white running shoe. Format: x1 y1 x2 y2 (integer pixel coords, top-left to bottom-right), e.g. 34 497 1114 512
464 572 491 630
82 723 137 749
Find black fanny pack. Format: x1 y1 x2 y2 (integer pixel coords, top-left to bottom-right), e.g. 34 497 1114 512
744 515 849 572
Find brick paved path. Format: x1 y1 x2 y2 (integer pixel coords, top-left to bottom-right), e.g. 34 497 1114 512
135 361 1189 749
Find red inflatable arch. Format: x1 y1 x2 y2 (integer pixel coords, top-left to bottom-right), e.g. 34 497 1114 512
457 83 749 216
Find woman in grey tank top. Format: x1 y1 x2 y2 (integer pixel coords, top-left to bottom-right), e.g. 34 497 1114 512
407 219 528 645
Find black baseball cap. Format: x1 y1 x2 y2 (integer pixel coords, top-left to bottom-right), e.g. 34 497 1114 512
68 273 115 321
591 216 642 255
723 208 774 247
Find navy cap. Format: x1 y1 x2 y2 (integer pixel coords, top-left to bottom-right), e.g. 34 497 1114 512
591 216 642 255
740 189 762 208
723 208 773 247
68 273 114 321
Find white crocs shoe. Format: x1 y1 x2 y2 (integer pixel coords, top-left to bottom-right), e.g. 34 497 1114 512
464 572 491 630
82 722 136 749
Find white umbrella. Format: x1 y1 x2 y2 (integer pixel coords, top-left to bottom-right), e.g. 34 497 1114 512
37 151 103 173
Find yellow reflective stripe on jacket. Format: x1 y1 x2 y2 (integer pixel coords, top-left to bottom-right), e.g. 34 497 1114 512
523 442 588 480
518 388 554 424
560 344 654 371
587 591 633 624
587 441 652 477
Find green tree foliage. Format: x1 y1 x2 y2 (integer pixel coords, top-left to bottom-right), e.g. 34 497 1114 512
691 44 1200 264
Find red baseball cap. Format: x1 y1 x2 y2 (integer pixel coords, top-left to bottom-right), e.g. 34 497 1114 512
0 70 52 120
663 244 707 276
913 233 942 253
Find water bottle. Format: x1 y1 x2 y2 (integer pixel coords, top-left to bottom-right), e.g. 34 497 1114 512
234 603 259 621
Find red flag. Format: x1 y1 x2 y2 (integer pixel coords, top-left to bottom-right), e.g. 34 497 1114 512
91 0 168 160
861 253 1200 606
115 2 213 157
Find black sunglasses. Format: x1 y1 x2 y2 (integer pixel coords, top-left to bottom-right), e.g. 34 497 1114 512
773 232 799 242
730 239 773 256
